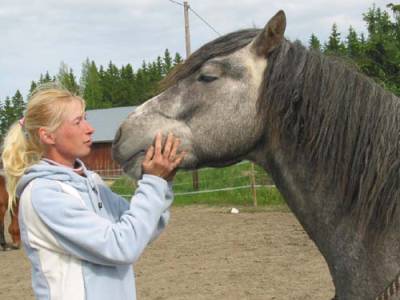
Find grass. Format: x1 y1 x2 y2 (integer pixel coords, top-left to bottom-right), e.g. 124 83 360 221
110 161 285 207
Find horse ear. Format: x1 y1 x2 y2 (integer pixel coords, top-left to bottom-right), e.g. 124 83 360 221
252 10 286 57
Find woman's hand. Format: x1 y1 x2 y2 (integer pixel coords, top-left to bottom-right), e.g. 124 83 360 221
142 132 186 181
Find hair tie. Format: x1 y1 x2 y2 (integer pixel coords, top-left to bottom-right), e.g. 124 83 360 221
19 117 25 127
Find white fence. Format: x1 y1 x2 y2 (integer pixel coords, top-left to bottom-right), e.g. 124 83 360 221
94 161 276 207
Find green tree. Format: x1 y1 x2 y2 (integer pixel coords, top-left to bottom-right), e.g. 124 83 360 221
0 97 13 137
309 33 321 51
11 90 25 119
82 61 105 109
133 62 147 103
156 56 163 78
39 71 53 84
13 49 186 113
324 23 346 55
364 5 393 37
361 5 400 94
346 26 362 58
163 49 173 75
99 61 119 108
79 58 90 95
57 62 79 94
29 81 37 94
173 52 183 66
387 3 400 14
119 64 136 106
0 90 25 138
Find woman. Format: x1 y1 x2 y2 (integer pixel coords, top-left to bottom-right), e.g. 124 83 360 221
2 86 184 300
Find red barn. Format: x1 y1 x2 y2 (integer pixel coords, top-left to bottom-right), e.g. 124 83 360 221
82 106 135 178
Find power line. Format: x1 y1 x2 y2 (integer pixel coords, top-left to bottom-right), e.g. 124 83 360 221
189 6 221 36
168 0 183 6
167 0 221 36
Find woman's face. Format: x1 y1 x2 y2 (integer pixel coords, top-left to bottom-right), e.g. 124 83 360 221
45 99 95 166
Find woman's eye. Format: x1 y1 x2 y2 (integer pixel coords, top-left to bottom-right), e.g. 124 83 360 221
198 74 218 83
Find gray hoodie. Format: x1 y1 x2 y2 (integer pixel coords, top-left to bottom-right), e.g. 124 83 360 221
17 159 172 300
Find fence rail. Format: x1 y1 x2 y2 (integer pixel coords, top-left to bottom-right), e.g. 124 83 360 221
116 184 276 198
95 161 279 207
94 168 124 179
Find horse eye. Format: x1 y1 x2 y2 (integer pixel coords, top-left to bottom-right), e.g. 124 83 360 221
198 74 218 83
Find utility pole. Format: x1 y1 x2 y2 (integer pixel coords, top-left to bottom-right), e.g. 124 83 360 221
250 163 257 207
184 1 191 57
183 1 199 190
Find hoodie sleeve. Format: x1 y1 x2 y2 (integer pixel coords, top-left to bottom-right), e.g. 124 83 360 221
89 172 130 216
90 172 172 243
148 182 173 243
26 174 172 266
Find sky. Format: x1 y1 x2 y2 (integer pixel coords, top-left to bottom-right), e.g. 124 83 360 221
0 0 391 100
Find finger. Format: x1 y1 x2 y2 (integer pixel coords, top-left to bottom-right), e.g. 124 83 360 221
163 132 174 158
169 138 181 160
154 132 162 157
144 145 155 162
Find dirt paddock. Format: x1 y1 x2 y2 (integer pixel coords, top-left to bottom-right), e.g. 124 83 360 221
1 205 334 300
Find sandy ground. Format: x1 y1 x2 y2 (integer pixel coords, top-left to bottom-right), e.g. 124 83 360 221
0 206 335 300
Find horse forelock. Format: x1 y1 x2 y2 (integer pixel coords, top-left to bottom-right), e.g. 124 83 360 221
160 29 261 91
259 40 400 232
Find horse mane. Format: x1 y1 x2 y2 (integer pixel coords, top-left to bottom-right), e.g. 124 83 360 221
261 40 400 232
162 27 400 232
160 29 260 89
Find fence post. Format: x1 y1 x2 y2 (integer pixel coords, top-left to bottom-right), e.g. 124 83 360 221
250 163 257 207
192 171 199 190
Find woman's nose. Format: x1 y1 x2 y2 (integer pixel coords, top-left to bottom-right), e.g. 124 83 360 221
85 121 95 134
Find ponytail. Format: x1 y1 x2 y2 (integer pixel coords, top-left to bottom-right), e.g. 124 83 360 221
2 122 42 209
1 85 85 210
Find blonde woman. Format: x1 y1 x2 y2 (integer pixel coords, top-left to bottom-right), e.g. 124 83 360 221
2 86 184 300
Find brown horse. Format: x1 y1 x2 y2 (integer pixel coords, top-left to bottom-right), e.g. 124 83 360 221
0 174 20 251
112 11 400 300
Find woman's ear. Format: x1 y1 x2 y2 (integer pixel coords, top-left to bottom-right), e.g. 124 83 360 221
38 127 56 145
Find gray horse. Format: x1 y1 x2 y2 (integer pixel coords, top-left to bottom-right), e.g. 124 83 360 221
112 11 400 300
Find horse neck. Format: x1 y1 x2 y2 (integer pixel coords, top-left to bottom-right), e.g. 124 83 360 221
259 40 400 237
257 146 337 241
251 144 400 299
252 43 400 299
256 41 344 237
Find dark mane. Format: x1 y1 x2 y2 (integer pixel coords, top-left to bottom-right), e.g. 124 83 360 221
261 40 400 232
163 27 400 232
161 29 260 89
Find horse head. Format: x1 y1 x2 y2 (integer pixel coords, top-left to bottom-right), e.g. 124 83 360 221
112 11 286 179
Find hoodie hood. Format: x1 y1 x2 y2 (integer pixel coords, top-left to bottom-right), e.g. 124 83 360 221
16 159 93 198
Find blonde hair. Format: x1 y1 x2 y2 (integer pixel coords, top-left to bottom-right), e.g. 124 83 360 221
1 85 85 210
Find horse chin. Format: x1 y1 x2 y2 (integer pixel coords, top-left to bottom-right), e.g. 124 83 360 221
122 152 241 179
176 152 199 169
122 156 145 180
180 154 243 170
123 152 200 180
205 159 243 168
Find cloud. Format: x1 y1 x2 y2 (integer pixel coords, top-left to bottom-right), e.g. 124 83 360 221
0 0 391 99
